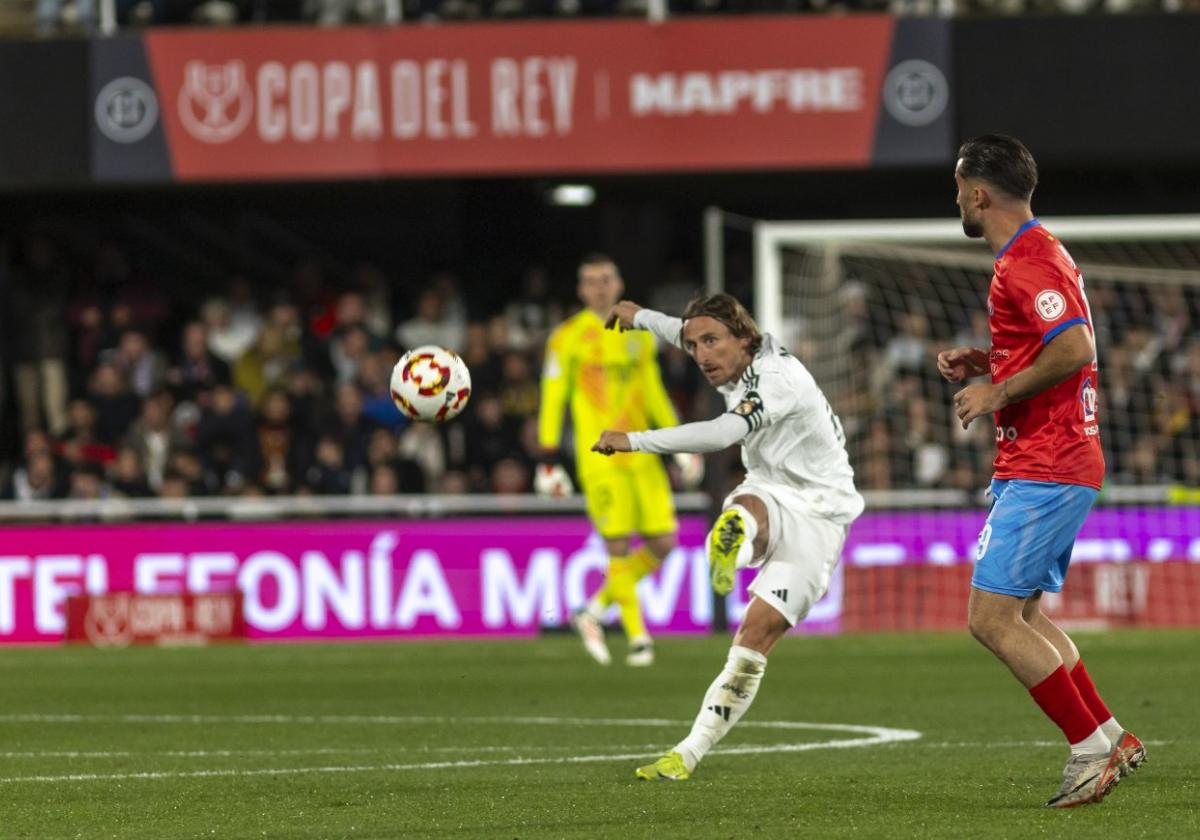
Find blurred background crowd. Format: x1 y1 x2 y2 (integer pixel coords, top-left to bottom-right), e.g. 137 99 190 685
9 0 1200 39
813 273 1200 495
3 222 1197 503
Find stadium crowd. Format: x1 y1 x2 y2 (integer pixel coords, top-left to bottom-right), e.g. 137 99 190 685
26 0 1200 37
1 228 1196 502
813 272 1200 494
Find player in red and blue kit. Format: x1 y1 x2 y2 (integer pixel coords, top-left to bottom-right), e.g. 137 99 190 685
938 135 1145 809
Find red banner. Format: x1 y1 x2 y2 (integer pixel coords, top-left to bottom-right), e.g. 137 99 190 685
65 592 245 647
141 18 897 180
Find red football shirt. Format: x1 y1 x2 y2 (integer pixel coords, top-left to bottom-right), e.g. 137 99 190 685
987 219 1104 490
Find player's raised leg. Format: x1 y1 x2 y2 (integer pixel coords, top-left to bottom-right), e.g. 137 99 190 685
1023 595 1146 777
636 597 788 781
707 494 769 596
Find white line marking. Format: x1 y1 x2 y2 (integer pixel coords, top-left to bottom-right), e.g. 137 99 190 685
0 738 1171 762
0 714 906 732
0 715 920 784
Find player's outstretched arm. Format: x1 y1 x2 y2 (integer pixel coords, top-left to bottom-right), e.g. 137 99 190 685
937 346 989 383
595 413 746 457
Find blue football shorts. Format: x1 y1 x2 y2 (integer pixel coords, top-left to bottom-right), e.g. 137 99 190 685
972 478 1099 598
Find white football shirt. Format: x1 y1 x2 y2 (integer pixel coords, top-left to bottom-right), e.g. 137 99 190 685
630 309 863 524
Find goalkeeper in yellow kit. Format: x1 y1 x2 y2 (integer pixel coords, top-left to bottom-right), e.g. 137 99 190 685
538 254 685 667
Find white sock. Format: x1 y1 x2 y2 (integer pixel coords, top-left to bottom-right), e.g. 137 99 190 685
1070 727 1112 756
727 504 759 569
1097 716 1123 742
675 645 767 770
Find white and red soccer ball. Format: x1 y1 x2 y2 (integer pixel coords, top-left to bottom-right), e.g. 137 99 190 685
390 345 472 423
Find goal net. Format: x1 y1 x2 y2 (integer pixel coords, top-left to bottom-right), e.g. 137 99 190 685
750 215 1200 633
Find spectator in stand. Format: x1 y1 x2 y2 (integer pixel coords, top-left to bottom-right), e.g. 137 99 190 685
395 286 466 352
504 264 562 351
357 349 405 430
202 297 261 367
10 230 71 437
112 328 167 399
159 470 191 499
255 387 308 493
68 462 107 500
168 447 211 495
461 321 503 390
59 398 115 470
364 427 426 493
123 390 186 492
498 350 540 421
108 446 153 498
369 463 400 494
165 320 231 404
195 384 258 491
305 435 353 494
490 457 530 495
461 391 523 490
323 382 373 472
395 419 446 487
2 450 63 501
87 362 142 447
329 323 373 385
233 324 301 406
437 470 470 494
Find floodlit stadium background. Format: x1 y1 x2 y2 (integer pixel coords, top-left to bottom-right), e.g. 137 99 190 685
0 6 1199 837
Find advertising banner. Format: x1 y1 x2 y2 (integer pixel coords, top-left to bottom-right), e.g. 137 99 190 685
1 508 1196 644
64 591 245 647
88 17 953 182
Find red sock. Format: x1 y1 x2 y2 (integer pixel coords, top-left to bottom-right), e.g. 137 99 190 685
1029 665 1100 745
1070 660 1113 724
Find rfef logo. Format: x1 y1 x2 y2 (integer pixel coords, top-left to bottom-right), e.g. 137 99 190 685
94 76 159 144
882 59 948 127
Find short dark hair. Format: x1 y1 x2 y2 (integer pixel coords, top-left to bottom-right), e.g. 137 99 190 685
957 134 1038 202
681 293 763 355
578 252 617 272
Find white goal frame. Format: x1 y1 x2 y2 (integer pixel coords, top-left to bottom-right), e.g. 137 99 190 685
744 213 1200 507
752 214 1200 339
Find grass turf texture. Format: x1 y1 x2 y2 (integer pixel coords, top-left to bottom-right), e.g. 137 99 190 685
0 630 1196 839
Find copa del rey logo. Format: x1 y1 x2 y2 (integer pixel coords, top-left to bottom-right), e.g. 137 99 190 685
179 61 254 143
173 57 578 145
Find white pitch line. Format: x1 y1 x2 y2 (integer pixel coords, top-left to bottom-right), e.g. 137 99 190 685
0 710 902 729
0 738 1173 764
0 716 921 784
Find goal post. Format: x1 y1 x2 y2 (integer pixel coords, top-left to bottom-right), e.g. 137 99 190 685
744 213 1200 632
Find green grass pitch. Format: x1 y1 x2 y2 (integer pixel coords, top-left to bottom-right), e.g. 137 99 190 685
0 629 1197 839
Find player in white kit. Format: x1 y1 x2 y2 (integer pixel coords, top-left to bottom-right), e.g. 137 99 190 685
593 293 864 780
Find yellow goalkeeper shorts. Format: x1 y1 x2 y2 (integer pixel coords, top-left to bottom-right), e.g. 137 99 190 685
580 459 677 540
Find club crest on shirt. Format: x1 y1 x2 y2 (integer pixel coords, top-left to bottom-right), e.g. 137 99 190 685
733 399 757 416
1034 290 1067 321
1081 376 1097 422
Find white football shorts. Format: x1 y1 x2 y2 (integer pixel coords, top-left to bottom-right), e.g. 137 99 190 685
723 479 849 626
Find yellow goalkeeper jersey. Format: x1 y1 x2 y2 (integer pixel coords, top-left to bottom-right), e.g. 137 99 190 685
538 308 679 477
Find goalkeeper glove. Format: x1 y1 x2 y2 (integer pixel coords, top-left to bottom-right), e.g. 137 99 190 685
534 463 575 497
673 452 705 490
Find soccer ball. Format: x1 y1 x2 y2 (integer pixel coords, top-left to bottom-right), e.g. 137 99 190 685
390 345 472 423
